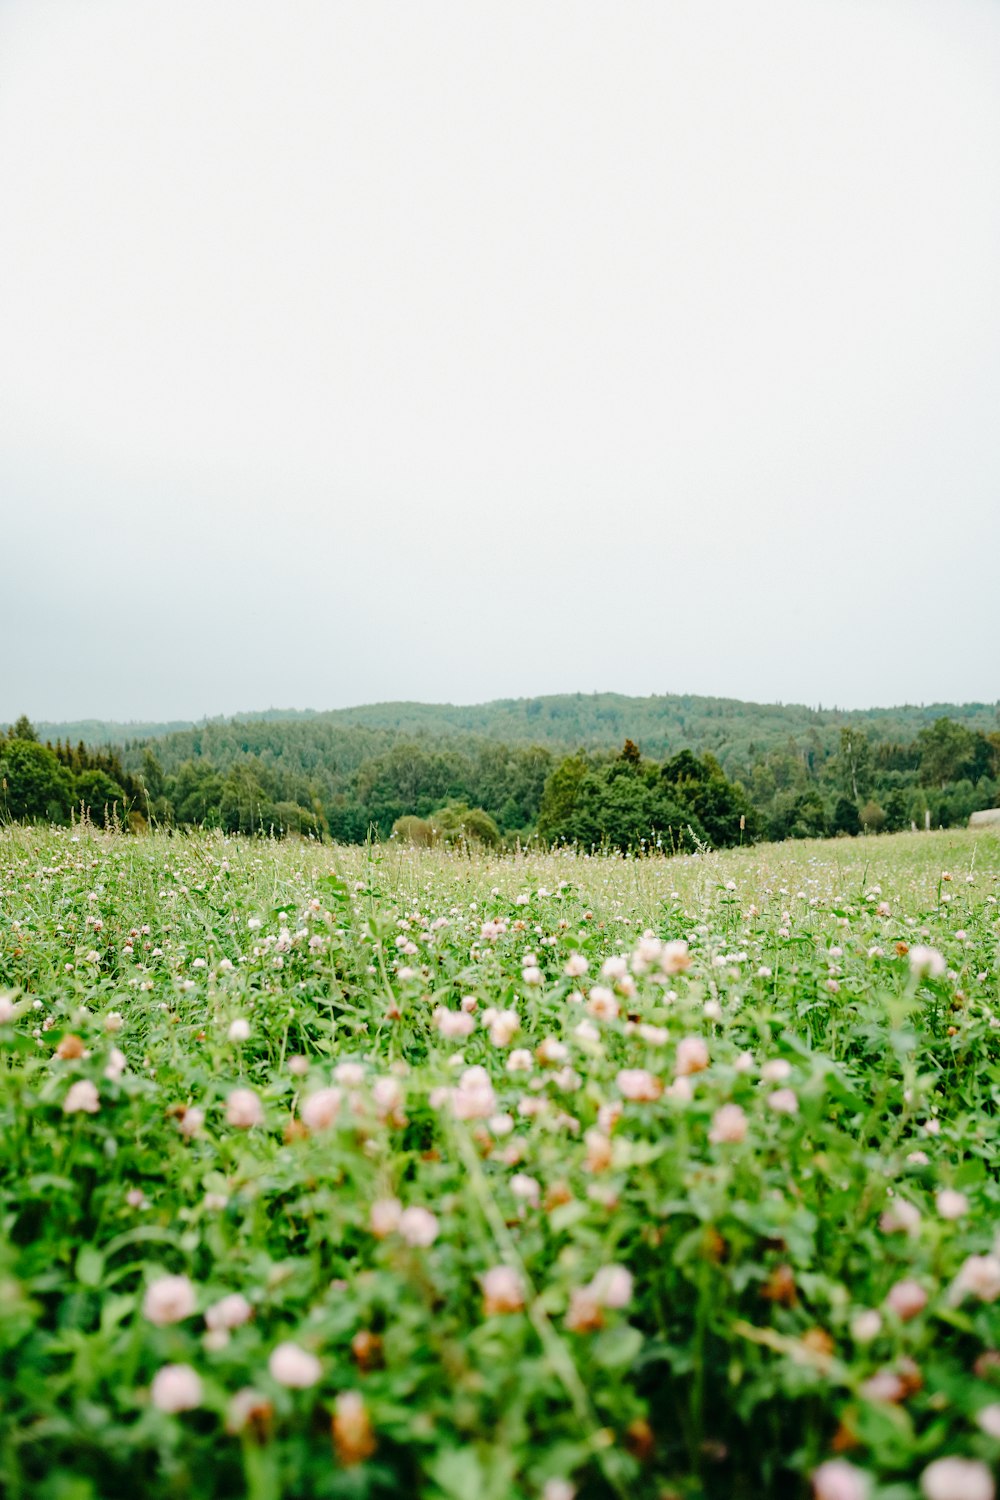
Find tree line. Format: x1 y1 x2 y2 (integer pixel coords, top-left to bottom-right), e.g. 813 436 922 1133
2 708 998 851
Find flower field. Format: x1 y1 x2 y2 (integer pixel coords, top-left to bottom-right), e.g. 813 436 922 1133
1 826 999 1500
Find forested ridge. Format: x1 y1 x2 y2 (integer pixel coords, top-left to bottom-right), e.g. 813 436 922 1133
33 691 1000 760
4 691 999 849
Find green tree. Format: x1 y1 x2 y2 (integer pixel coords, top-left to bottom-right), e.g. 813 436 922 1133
836 728 873 802
10 715 38 742
883 789 911 833
0 740 73 822
428 804 502 848
140 749 165 800
166 761 225 826
74 768 128 825
537 755 589 841
917 718 979 788
219 762 273 834
392 815 436 846
831 795 859 836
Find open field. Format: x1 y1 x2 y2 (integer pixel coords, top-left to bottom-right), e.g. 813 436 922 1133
1 826 1000 1499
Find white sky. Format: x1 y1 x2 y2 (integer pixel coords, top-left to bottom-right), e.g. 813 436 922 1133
2 0 999 723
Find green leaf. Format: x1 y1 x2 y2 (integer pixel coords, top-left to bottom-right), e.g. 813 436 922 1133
428 1448 488 1499
76 1245 104 1288
591 1322 644 1370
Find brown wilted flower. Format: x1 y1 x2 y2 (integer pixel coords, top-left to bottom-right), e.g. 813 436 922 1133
584 1128 613 1173
762 1264 798 1307
332 1391 376 1466
830 1416 860 1452
702 1227 727 1264
544 1180 573 1212
802 1328 835 1358
625 1418 655 1461
350 1330 383 1371
56 1033 85 1059
895 1357 923 1398
226 1387 273 1440
565 1286 604 1332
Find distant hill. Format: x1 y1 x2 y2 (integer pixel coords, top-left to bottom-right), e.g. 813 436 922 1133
28 691 1000 766
32 707 318 747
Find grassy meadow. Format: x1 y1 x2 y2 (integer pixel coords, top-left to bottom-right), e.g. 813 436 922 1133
1 825 999 1500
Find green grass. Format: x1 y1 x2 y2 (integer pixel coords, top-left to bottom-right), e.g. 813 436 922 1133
1 826 999 1500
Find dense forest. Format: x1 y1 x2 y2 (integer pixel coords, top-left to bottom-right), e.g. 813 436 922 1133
33 691 1000 761
4 692 999 851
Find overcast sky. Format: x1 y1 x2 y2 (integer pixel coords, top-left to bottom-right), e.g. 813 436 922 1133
2 0 998 725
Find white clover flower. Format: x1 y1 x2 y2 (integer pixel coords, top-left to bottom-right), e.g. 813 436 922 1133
482 1265 525 1314
371 1076 404 1120
64 1080 100 1115
909 945 946 979
850 1309 882 1343
616 1068 662 1102
151 1363 202 1413
144 1274 197 1325
269 1342 321 1388
205 1293 253 1331
586 987 619 1021
675 1037 709 1076
660 940 692 975
709 1103 747 1144
179 1106 205 1138
226 1088 263 1129
590 1264 632 1308
104 1047 127 1082
486 1009 519 1047
398 1206 439 1247
369 1198 402 1237
301 1087 342 1131
880 1200 921 1235
452 1066 496 1120
885 1278 927 1321
543 1482 576 1500
976 1405 1000 1439
812 1460 870 1500
510 1173 540 1208
953 1254 1000 1304
920 1457 994 1500
334 1061 365 1086
433 1007 475 1039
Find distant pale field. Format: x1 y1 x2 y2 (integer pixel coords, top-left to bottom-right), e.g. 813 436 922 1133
1 825 999 1500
